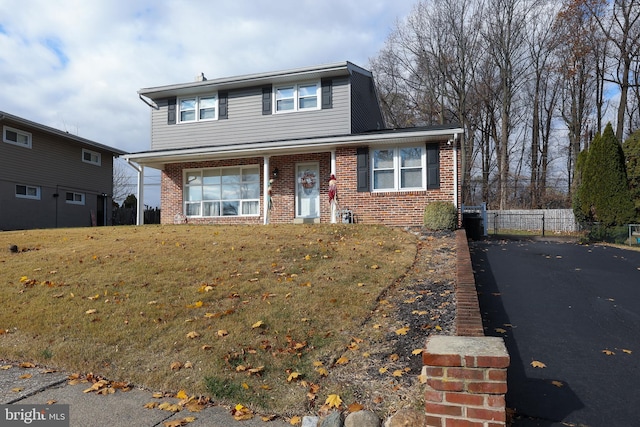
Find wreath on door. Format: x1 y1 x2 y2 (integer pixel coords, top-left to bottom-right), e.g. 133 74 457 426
299 170 316 194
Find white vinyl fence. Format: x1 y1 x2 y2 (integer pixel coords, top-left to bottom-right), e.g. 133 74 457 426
487 209 578 234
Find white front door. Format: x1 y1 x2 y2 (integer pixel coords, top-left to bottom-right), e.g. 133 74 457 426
296 162 320 218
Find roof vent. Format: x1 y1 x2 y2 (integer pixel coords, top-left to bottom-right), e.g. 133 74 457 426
195 72 207 82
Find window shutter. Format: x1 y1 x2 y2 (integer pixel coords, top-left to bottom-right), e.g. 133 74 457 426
262 86 272 115
219 92 228 119
356 147 370 192
321 79 332 109
167 97 176 125
426 143 440 189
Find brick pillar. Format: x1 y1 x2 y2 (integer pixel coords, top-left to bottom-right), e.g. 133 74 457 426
423 336 509 427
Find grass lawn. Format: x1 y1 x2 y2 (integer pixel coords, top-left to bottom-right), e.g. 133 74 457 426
0 224 417 416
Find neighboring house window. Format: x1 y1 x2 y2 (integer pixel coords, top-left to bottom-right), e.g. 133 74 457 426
65 192 85 205
3 126 32 148
372 146 426 191
15 184 41 200
184 166 260 217
178 95 218 122
274 82 320 113
82 149 101 166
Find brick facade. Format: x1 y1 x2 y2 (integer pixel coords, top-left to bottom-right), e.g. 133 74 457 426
159 141 460 226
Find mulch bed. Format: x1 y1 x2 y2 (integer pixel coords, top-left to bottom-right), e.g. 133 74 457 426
323 229 457 417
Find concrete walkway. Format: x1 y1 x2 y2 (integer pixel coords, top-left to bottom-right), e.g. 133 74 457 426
471 238 640 426
0 363 290 427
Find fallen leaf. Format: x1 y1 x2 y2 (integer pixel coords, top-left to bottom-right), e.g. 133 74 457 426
531 360 546 368
348 402 364 412
395 326 409 335
85 309 98 315
1 365 12 370
495 328 507 334
370 264 380 269
378 367 388 374
412 349 423 355
170 361 182 371
252 320 264 329
152 392 164 398
290 416 302 425
602 349 615 356
19 374 32 379
325 394 342 409
316 367 328 376
231 403 253 421
217 330 228 337
19 362 35 368
287 372 302 382
551 380 564 388
12 388 23 393
389 354 399 362
175 390 188 400
335 356 349 365
622 349 633 354
392 370 403 377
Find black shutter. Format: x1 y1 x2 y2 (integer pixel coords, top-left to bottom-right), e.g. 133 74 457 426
167 97 176 125
321 79 332 109
219 92 228 119
262 86 272 115
356 147 370 192
426 143 440 189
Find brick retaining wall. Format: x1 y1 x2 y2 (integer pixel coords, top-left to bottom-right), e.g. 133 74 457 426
422 230 509 426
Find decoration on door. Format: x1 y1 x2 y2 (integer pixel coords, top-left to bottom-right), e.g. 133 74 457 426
298 170 317 195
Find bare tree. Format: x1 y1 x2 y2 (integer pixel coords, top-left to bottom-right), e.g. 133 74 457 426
588 0 640 141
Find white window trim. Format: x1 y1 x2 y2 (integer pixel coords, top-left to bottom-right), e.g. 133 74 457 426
65 192 85 205
371 145 427 192
273 81 321 114
183 165 260 218
82 148 102 166
3 125 32 148
178 94 218 123
15 184 41 200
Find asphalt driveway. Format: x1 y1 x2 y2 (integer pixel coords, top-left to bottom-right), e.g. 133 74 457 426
470 238 640 426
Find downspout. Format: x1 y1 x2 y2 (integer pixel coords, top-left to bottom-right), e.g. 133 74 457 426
125 159 145 225
452 133 459 208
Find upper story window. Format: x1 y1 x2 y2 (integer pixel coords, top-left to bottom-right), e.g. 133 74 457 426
179 95 218 122
372 145 426 191
82 148 101 166
65 192 85 205
16 184 41 200
274 82 320 113
3 125 32 148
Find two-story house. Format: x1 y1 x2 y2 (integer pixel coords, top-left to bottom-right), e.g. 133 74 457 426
0 111 126 230
125 62 463 226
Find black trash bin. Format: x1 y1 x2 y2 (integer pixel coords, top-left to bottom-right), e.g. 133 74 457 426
463 213 483 240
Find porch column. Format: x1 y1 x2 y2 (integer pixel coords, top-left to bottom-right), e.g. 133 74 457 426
137 165 145 225
330 150 337 224
263 156 270 225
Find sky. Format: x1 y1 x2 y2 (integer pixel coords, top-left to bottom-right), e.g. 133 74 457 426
0 0 415 208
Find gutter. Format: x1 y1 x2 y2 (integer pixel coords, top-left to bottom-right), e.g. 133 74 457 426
124 128 465 166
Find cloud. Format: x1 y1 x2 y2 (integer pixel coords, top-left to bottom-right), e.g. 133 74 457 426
0 0 413 206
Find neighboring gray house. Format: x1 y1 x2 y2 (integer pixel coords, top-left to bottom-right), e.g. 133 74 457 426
0 111 126 230
126 62 463 226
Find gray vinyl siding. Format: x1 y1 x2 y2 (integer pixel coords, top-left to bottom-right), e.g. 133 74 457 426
0 127 113 191
350 71 385 133
150 77 352 151
0 121 114 230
